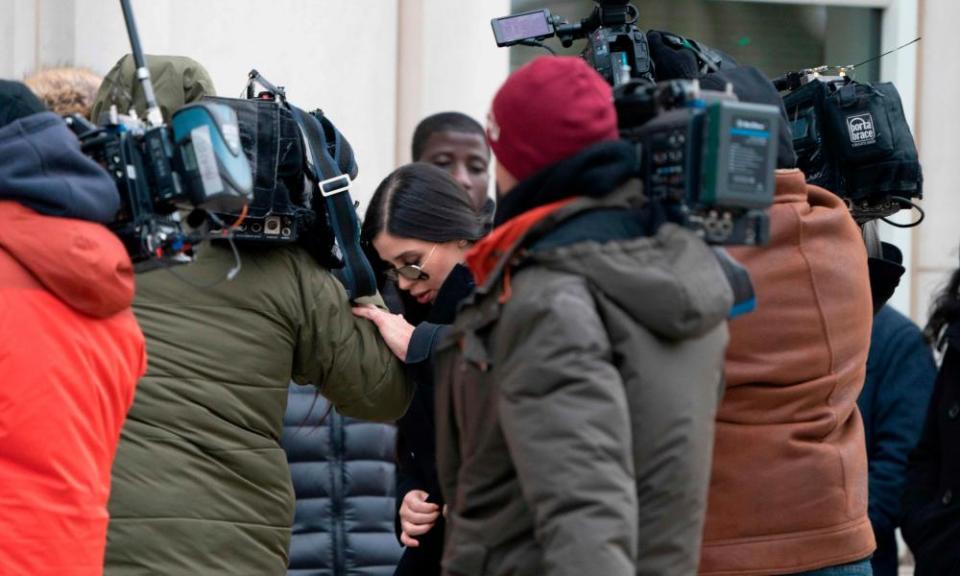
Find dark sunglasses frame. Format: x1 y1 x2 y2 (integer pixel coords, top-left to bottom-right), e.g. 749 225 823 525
384 243 438 283
385 265 430 282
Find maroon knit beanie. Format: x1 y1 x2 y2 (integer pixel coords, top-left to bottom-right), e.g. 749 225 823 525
487 56 619 182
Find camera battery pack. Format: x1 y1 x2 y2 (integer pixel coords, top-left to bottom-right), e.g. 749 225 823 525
697 101 779 210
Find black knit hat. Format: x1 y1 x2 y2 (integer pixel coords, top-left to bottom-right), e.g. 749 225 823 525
0 80 46 128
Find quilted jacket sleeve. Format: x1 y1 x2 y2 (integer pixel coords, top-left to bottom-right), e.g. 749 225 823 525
292 264 412 422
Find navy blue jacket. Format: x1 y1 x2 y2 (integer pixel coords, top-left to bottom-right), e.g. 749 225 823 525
858 305 937 576
282 383 403 576
0 111 119 222
902 320 960 575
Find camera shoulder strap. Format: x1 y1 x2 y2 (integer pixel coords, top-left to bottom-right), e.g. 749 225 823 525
287 104 377 299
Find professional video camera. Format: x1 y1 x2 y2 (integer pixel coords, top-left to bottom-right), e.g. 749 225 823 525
492 0 727 86
65 0 253 271
200 70 378 299
615 79 778 245
491 1 779 246
773 67 923 225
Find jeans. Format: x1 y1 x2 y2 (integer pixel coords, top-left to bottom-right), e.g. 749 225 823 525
787 558 874 576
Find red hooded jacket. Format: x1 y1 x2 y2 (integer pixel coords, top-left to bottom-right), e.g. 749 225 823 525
0 201 146 575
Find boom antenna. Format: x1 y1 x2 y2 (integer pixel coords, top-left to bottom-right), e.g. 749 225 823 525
119 0 163 127
849 37 921 71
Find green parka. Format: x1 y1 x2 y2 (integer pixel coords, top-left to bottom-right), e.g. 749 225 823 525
89 53 215 123
104 244 410 575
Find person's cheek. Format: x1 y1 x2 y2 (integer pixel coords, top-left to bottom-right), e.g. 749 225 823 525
472 174 490 197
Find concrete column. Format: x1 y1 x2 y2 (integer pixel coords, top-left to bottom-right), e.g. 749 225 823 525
36 0 77 69
395 0 511 167
878 0 920 317
0 0 39 79
912 0 960 322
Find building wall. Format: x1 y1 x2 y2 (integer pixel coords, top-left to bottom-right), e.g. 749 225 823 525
912 0 960 322
0 0 510 208
396 0 511 166
2 0 955 322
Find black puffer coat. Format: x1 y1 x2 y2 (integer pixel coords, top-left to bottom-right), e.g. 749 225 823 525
283 383 404 576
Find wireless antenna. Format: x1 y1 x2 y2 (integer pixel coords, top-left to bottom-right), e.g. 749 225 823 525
848 37 922 71
119 0 163 127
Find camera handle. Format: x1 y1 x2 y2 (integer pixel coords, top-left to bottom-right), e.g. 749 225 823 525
245 70 287 102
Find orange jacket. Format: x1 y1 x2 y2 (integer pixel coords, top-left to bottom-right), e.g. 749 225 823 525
700 170 875 575
0 201 145 576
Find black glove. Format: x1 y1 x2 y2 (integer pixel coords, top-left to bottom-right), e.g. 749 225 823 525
647 30 704 81
647 30 739 79
646 31 796 168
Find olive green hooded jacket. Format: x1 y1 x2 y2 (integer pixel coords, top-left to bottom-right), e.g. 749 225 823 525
89 54 215 123
106 244 409 575
92 56 410 575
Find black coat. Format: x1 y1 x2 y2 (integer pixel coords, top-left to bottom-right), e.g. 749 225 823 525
392 264 475 576
902 321 960 575
282 383 403 576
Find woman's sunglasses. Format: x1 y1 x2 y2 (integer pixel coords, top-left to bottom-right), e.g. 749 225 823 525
385 243 438 283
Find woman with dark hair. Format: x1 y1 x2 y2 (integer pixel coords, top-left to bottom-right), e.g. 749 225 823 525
901 263 960 575
354 162 487 576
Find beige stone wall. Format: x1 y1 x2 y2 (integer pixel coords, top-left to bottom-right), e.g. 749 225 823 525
912 0 960 322
2 0 953 321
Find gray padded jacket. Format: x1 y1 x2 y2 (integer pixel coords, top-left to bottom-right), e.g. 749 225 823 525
436 183 733 576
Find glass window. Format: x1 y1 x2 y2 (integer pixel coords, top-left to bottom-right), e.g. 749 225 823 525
508 0 881 83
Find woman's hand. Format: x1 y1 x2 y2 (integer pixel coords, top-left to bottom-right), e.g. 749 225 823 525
398 489 440 548
352 305 415 361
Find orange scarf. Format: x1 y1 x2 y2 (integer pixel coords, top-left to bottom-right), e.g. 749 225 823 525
466 198 575 288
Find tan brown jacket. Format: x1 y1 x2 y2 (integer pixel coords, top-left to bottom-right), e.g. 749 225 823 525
700 169 876 575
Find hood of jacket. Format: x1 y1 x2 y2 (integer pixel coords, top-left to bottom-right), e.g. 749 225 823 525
0 112 120 222
0 200 134 317
90 54 215 124
480 182 733 341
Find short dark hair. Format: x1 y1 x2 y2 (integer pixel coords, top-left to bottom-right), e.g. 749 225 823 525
362 163 486 248
411 112 486 161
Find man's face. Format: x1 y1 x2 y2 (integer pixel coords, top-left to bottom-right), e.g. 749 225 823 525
418 130 490 210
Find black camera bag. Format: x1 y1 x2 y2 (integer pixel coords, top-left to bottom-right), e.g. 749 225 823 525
205 94 376 299
784 79 922 205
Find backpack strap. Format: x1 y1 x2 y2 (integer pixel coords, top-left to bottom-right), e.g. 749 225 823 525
287 104 376 299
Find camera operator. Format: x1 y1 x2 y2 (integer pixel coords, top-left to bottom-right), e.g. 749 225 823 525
89 56 412 576
0 80 146 575
435 56 735 576
646 33 878 575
